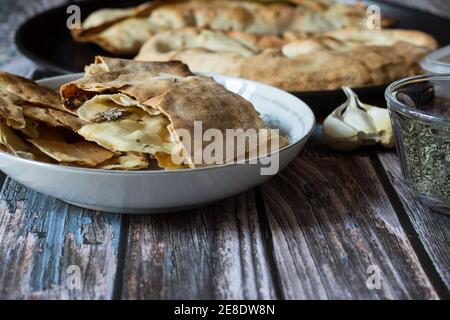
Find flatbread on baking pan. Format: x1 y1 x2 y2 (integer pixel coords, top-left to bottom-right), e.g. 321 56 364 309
73 0 393 55
135 27 438 91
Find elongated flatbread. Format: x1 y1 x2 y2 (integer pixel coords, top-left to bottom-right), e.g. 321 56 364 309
71 2 158 39
136 28 438 91
73 0 393 55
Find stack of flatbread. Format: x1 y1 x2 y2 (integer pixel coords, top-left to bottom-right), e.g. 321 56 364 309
0 71 115 168
73 0 383 55
0 57 286 170
135 27 438 91
72 0 438 91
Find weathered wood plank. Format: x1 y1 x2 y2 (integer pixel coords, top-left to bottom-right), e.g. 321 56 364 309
377 150 450 293
260 136 440 300
120 191 277 300
0 0 448 301
0 178 122 299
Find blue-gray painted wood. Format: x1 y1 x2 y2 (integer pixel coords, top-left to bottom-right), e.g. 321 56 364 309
0 178 122 299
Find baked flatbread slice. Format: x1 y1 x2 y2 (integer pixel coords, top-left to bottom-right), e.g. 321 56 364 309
0 119 35 159
0 120 54 162
28 139 115 168
0 72 99 163
18 118 40 139
0 71 65 112
0 71 152 170
21 104 85 131
25 125 115 168
96 152 149 170
0 71 64 131
61 57 281 169
0 91 26 129
0 71 82 132
61 56 193 113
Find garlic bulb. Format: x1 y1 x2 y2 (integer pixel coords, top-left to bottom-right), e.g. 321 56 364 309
323 87 394 152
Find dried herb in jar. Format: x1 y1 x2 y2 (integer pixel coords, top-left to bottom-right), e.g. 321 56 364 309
400 118 450 202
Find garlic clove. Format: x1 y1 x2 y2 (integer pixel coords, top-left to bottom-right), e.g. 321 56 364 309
323 110 363 152
364 105 395 148
322 87 394 152
341 103 377 134
340 87 377 134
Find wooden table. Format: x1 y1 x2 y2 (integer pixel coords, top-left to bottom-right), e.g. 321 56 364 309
0 0 449 300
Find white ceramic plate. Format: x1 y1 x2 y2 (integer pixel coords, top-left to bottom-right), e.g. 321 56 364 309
0 74 315 213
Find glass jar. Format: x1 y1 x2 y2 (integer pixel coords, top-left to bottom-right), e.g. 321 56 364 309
385 74 450 215
421 45 450 74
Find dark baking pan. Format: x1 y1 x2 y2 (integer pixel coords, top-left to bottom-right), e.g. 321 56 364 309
15 0 450 118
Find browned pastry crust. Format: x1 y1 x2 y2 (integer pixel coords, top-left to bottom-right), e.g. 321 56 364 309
135 28 438 91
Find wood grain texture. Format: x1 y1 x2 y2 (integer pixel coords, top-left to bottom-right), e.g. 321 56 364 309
0 0 448 301
377 151 450 293
260 136 440 300
0 178 122 299
121 191 277 300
